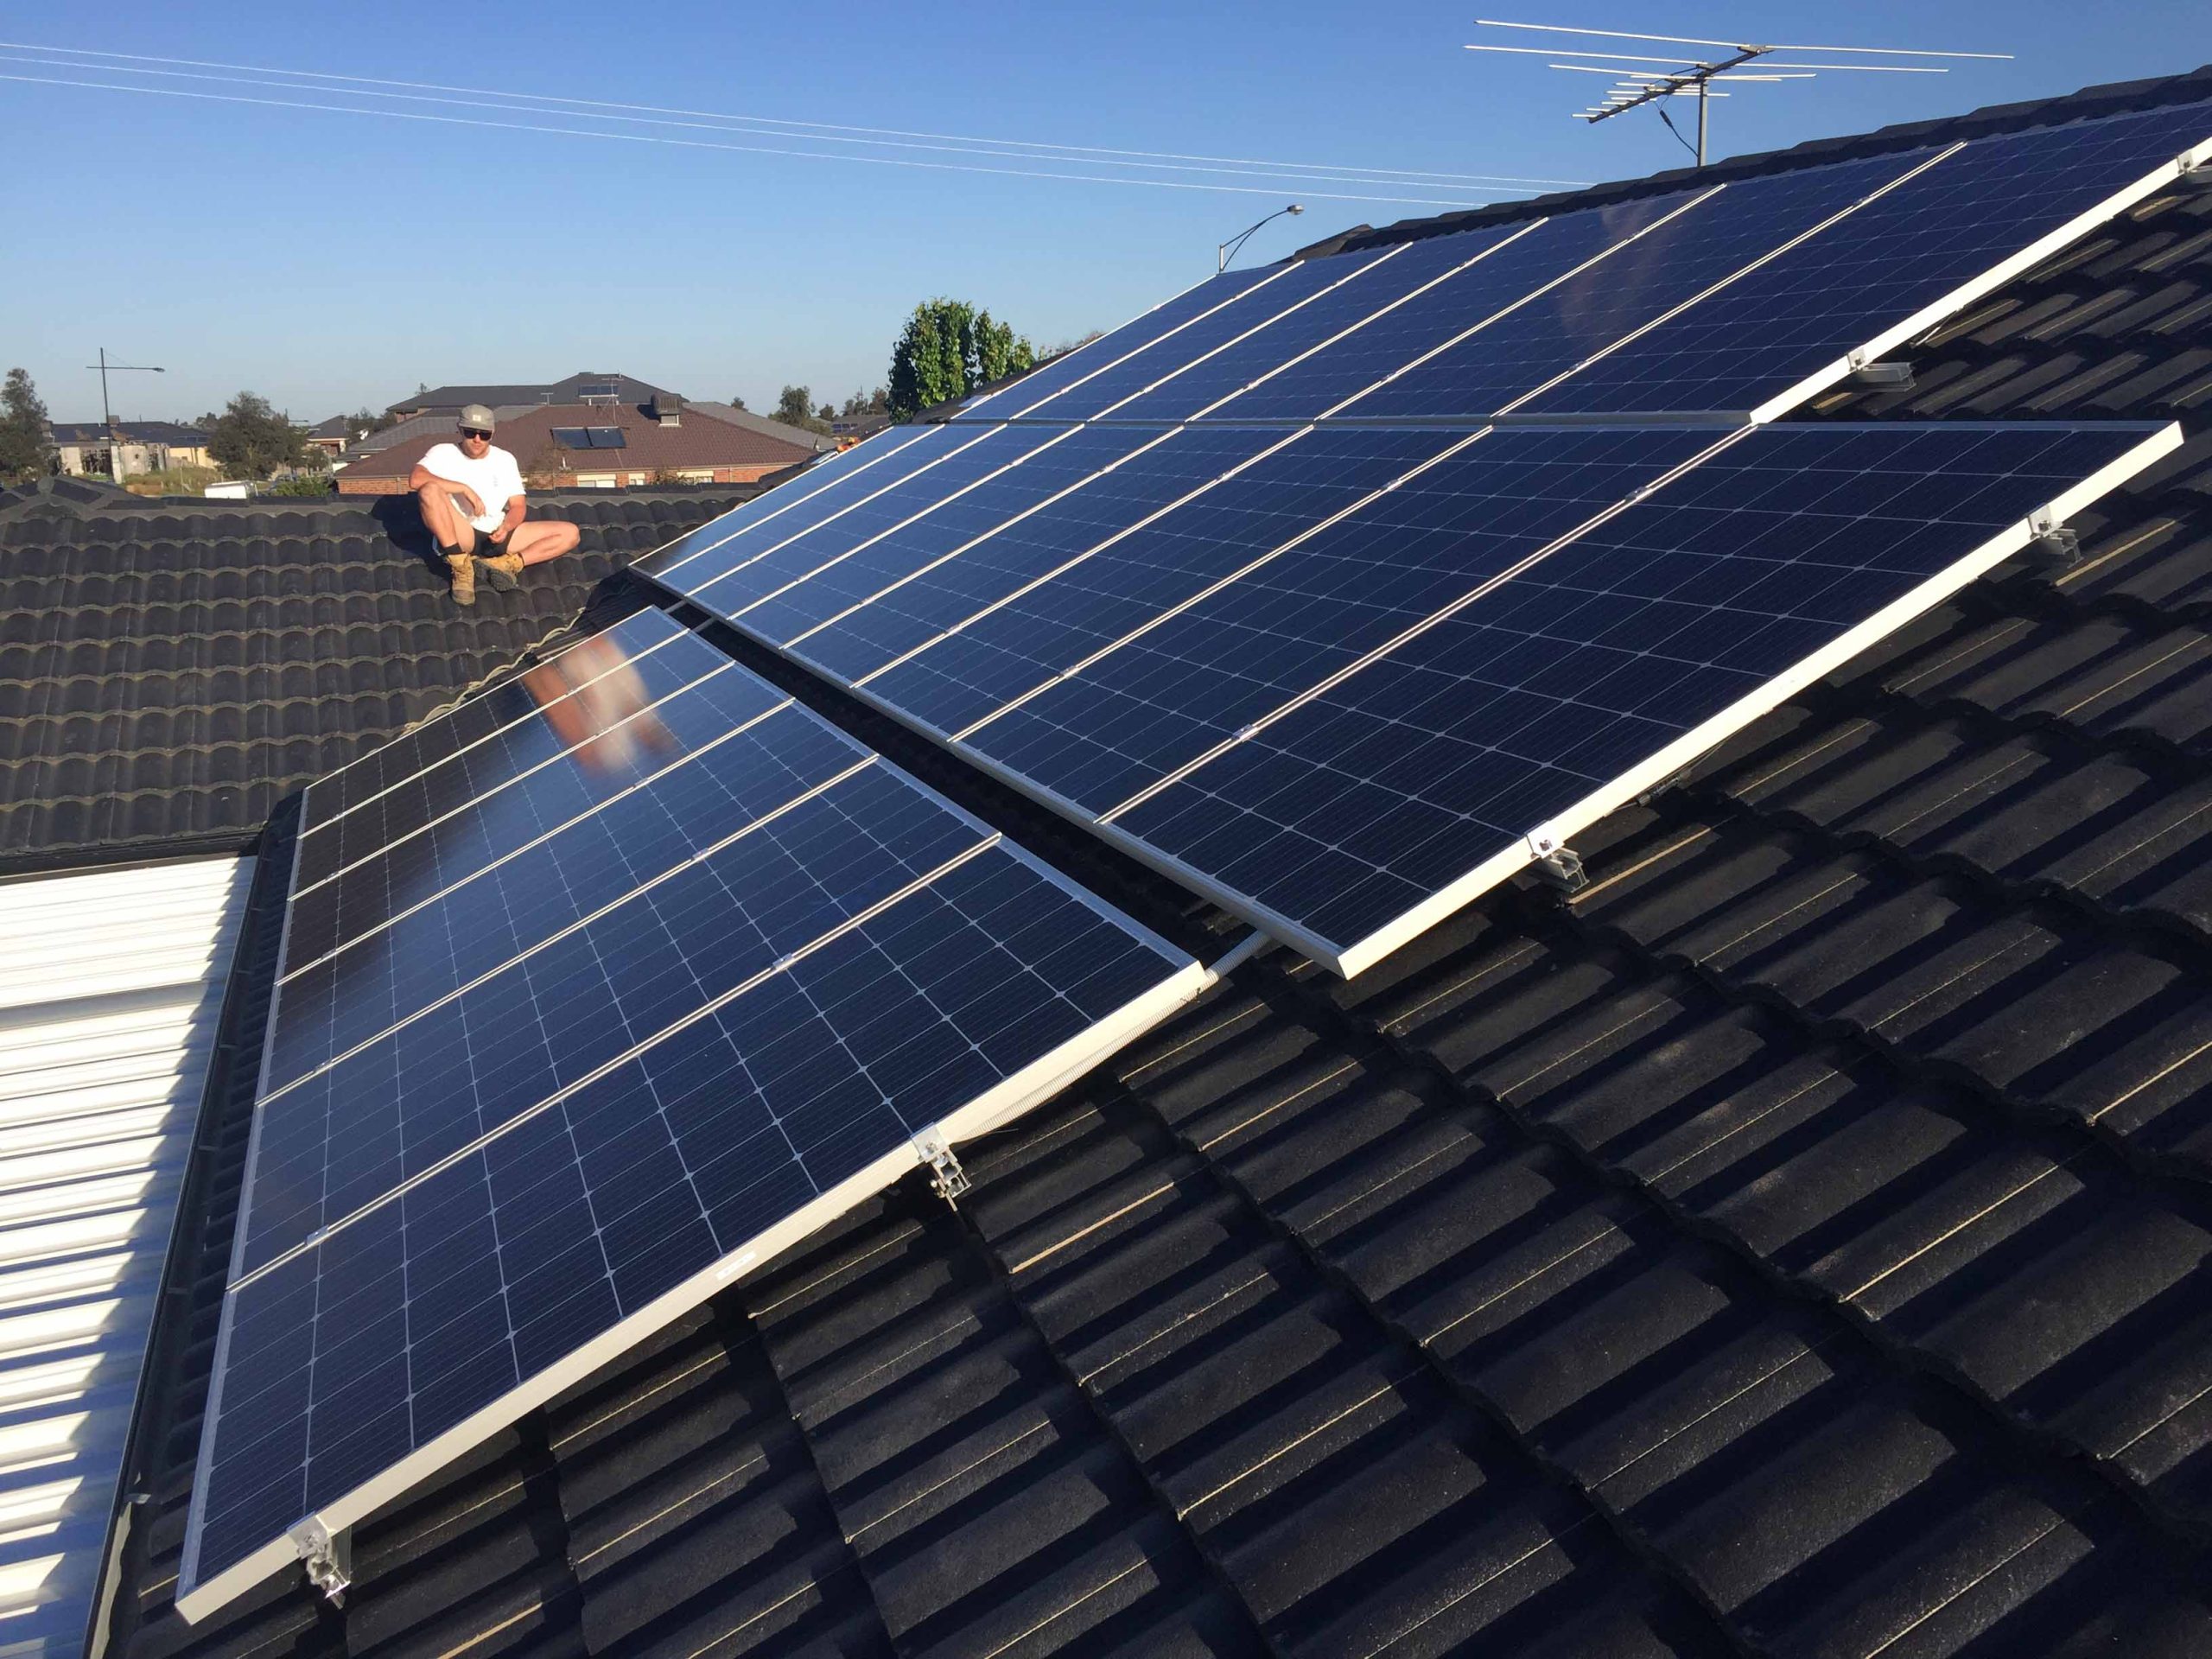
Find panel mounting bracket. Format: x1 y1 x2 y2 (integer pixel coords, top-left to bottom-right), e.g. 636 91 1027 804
1849 361 1915 391
2027 506 2081 569
1523 825 1588 894
913 1128 970 1204
289 1517 353 1605
2177 150 2212 188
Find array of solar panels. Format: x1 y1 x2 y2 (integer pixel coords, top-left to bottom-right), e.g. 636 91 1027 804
638 98 2209 972
550 425 627 449
177 607 1200 1615
178 95 2212 1621
941 100 2212 428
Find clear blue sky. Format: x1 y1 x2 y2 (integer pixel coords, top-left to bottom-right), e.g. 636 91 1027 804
6 1 2209 424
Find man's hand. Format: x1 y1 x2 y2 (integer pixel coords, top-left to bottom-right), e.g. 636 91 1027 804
449 486 486 518
488 523 512 546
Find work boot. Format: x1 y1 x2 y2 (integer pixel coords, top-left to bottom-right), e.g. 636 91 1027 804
478 550 525 592
445 550 476 606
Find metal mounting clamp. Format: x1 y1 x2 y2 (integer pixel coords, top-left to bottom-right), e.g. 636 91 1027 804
914 1128 970 1204
1524 825 1589 894
289 1517 353 1604
2027 506 2082 569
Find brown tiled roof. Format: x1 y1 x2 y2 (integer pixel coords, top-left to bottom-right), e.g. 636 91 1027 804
340 404 824 480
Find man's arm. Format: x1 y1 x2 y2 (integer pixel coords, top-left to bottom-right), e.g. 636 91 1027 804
408 458 486 518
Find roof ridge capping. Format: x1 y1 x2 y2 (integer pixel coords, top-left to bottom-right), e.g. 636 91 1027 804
1295 60 2212 258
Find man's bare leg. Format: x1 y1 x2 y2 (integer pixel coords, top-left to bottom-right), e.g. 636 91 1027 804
505 520 581 566
478 520 582 591
415 483 480 556
416 484 480 603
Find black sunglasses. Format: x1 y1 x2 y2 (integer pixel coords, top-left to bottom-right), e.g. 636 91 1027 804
460 428 492 441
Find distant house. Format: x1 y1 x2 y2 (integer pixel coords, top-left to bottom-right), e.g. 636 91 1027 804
384 372 676 421
334 395 835 495
302 415 363 456
48 421 214 479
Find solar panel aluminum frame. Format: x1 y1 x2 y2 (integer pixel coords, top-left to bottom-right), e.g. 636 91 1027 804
1734 130 2212 425
958 263 1311 422
645 427 941 587
801 420 2181 979
175 836 1208 1624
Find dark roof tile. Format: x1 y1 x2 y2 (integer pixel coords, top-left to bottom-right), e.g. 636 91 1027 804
105 60 2212 1659
0 486 756 868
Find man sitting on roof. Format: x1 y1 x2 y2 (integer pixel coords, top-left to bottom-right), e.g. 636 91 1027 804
410 405 581 606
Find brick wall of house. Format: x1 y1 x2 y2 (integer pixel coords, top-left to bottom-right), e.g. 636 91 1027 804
336 475 410 496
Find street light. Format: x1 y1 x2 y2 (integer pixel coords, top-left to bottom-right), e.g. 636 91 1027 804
1217 203 1304 273
84 347 166 482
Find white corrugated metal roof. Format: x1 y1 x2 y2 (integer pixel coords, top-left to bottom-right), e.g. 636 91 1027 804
0 859 252 1659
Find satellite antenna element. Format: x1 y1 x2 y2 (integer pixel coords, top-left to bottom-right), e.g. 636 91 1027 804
1465 19 2012 166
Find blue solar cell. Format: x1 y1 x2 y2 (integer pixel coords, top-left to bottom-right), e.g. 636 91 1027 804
677 425 1061 610
1525 99 2212 417
850 426 1517 736
1182 190 1713 423
953 425 1722 812
268 688 864 1094
1105 423 2160 966
296 625 734 899
952 264 1287 421
742 426 1290 678
992 247 1406 420
1328 152 1923 422
242 751 977 1277
634 424 946 587
299 607 695 845
721 424 1163 643
188 835 1190 1599
970 255 1424 425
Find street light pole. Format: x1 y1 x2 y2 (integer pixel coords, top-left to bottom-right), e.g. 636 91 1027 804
1217 203 1305 273
83 348 165 481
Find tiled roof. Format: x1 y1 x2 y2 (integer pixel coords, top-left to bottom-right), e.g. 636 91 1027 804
686 400 841 454
48 423 212 447
340 404 828 481
99 65 2212 1659
340 407 536 460
0 482 758 869
388 374 674 415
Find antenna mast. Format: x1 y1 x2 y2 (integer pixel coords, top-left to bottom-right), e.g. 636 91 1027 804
1465 20 2012 167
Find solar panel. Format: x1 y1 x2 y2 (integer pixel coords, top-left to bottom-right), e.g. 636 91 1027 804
586 426 627 448
550 426 591 448
1517 100 2212 422
297 606 698 849
938 99 2211 430
666 421 2177 974
958 264 1297 421
178 644 1203 1621
635 424 946 586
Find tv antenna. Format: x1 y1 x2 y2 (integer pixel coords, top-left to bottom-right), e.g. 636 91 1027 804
1465 20 2012 167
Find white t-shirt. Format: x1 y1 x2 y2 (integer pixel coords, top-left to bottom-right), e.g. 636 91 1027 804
420 442 524 533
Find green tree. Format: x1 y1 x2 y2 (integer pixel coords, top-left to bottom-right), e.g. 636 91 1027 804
0 368 49 484
726 392 748 411
204 391 305 480
840 386 889 418
773 385 830 435
887 299 1035 420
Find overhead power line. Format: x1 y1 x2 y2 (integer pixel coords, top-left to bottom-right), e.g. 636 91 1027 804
0 39 1591 196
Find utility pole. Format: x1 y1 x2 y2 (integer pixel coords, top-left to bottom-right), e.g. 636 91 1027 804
85 347 165 482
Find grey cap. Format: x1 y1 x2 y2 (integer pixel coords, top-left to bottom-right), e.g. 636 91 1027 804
458 404 497 432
